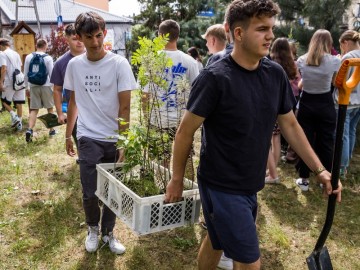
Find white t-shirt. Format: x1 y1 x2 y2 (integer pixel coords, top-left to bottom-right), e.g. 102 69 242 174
335 50 360 108
297 53 341 94
144 50 199 128
23 51 54 87
197 60 204 72
64 51 137 142
0 48 22 87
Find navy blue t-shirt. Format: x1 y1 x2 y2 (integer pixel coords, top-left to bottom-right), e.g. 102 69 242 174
187 55 295 195
50 51 75 102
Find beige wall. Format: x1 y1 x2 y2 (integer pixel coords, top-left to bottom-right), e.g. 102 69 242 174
75 0 109 11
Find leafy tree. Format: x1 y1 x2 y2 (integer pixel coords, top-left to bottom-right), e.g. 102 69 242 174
276 0 304 22
135 0 209 30
303 0 352 31
45 26 68 61
130 0 230 62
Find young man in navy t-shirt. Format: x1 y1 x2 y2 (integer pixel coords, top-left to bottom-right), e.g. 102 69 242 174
165 0 343 269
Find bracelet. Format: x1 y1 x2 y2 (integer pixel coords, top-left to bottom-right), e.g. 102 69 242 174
313 166 326 175
65 137 72 140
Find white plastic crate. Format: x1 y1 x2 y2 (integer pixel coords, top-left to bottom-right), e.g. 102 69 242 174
96 163 201 235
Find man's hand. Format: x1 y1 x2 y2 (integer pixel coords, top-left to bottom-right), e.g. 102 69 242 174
57 112 67 124
317 170 342 203
117 148 125 163
164 178 184 203
66 138 76 157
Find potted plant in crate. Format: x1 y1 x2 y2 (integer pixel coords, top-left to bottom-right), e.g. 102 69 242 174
96 35 200 235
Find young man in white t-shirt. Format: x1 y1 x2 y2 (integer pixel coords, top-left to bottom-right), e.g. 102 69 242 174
142 19 199 167
0 38 25 130
64 12 137 255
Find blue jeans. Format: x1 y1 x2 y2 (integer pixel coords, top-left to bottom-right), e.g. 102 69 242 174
340 107 360 169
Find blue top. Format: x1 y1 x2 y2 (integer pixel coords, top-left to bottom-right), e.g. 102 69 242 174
187 55 295 194
206 43 234 67
50 51 74 102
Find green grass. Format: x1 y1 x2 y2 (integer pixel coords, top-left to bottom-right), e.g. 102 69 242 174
0 104 359 269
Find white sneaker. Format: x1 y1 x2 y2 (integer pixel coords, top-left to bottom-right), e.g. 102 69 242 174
85 226 99 253
265 176 280 184
295 178 309 191
11 115 20 128
217 253 233 270
102 232 126 255
15 121 23 131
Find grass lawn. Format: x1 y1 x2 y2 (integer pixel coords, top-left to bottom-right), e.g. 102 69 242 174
0 103 359 270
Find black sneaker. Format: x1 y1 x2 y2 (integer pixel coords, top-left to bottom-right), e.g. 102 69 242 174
25 129 33 142
49 129 56 136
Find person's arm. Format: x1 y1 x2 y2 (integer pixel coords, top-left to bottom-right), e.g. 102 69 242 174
0 65 6 91
53 85 66 124
65 91 78 157
118 90 131 133
165 111 205 203
277 111 342 202
117 90 131 162
298 78 303 90
23 55 30 93
47 56 54 81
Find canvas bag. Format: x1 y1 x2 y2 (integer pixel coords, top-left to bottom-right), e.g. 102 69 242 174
27 53 48 85
4 52 26 91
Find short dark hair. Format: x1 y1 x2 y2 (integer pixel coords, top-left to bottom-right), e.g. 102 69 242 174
158 19 180 42
187 46 202 61
226 0 280 38
0 38 10 47
64 23 76 36
75 12 105 36
36 38 47 49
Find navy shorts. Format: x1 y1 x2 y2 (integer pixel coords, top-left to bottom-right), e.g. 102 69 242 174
198 180 260 264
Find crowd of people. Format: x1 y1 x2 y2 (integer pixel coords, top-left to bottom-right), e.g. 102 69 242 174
1 0 357 269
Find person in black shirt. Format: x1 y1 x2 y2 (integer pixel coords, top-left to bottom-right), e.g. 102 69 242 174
165 0 342 269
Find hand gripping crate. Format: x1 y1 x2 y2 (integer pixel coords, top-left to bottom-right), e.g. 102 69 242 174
96 163 201 235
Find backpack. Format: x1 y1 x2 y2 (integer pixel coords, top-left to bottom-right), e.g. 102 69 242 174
3 52 26 91
27 53 48 85
12 68 26 91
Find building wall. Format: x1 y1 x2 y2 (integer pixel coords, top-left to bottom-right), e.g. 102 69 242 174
75 0 109 11
1 23 131 58
344 1 360 30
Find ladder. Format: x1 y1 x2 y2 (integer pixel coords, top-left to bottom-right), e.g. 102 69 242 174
15 0 42 36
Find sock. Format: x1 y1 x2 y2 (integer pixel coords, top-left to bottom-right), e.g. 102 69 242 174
10 111 16 117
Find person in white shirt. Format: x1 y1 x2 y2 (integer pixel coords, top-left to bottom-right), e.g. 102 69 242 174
0 38 25 130
23 39 55 142
64 11 137 255
142 19 199 168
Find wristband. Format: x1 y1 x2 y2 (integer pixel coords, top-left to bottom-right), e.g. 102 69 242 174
65 137 72 140
313 166 325 175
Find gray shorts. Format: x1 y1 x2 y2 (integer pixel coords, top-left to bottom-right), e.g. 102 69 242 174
30 85 54 109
